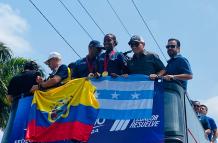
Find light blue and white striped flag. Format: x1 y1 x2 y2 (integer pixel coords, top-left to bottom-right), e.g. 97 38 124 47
91 74 154 120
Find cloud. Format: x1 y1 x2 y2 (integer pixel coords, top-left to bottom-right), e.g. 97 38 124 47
0 3 32 55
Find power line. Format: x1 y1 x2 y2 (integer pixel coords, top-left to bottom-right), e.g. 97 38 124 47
76 0 105 36
131 0 167 61
28 0 81 58
106 0 131 37
58 0 93 40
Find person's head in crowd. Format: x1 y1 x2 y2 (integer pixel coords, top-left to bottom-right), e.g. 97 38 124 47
103 33 118 52
192 100 201 113
128 35 145 55
200 104 208 115
44 52 62 70
166 38 181 58
24 61 39 71
88 40 103 58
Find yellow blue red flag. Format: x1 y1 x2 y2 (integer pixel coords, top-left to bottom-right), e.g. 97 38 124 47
25 78 99 142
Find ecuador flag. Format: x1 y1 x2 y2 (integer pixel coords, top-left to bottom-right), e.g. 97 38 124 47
26 78 99 142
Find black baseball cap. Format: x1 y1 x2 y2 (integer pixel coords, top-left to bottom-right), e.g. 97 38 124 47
89 40 104 49
128 35 145 45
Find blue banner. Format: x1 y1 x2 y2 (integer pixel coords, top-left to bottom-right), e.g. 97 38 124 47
9 75 164 143
88 75 164 143
10 96 33 143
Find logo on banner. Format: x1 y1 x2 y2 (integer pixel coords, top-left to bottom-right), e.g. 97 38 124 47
108 115 160 132
130 115 160 128
92 119 106 134
110 120 130 131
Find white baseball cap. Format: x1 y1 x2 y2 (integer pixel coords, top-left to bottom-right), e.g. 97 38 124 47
44 52 61 65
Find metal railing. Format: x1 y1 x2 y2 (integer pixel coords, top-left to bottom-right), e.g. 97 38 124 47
164 81 209 143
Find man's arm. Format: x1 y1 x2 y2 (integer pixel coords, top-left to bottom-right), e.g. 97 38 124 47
211 129 217 143
164 73 193 81
40 75 62 88
30 75 62 92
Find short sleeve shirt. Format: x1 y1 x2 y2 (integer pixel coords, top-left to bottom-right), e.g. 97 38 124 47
198 115 211 130
166 54 192 90
72 56 97 78
47 64 68 87
7 70 41 99
127 51 165 75
207 116 217 141
97 51 128 75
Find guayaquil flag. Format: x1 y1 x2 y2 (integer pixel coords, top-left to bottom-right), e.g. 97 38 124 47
26 78 99 142
88 74 164 143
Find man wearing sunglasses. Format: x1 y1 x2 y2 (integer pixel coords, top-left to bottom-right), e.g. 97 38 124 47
163 38 192 90
127 35 165 79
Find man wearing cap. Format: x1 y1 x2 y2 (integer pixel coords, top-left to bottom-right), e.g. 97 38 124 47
97 33 128 77
31 52 70 91
163 38 192 90
72 40 103 78
127 35 165 79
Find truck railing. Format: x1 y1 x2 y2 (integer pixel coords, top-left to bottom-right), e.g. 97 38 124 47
164 81 209 143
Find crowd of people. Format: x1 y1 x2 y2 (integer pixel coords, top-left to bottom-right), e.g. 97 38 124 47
192 101 217 143
3 33 217 143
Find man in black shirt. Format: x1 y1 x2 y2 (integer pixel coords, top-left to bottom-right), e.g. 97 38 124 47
127 35 165 79
2 61 41 143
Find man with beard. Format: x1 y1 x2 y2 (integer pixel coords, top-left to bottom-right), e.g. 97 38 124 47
97 33 128 77
163 38 193 90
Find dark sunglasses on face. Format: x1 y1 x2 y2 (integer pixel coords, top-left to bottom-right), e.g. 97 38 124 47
194 105 200 108
129 42 140 48
166 45 177 49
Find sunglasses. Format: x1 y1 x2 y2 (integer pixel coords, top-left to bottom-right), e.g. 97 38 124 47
166 45 177 49
194 105 200 107
129 42 140 48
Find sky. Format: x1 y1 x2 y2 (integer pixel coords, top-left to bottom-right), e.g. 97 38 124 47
0 0 218 137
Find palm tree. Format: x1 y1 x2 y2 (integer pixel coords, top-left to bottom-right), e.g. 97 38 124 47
0 43 28 128
0 42 45 129
0 42 12 62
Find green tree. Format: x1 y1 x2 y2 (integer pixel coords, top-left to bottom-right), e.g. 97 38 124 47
0 43 28 128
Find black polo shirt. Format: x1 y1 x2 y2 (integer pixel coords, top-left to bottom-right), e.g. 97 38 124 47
7 70 41 100
127 51 165 75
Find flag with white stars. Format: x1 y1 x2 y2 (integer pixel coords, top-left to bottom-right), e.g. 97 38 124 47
91 74 155 120
89 74 164 143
